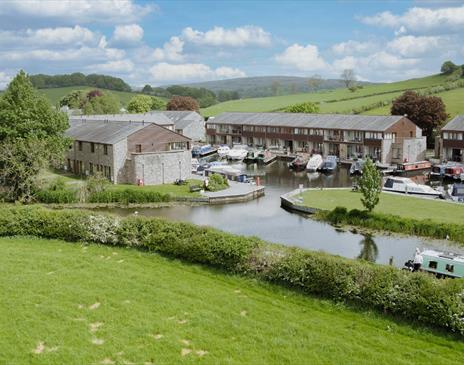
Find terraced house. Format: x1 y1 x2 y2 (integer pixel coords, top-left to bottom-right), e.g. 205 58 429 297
65 117 191 185
437 115 464 162
206 112 426 164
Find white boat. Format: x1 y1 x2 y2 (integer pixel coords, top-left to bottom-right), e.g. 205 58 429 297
217 145 230 158
306 154 323 172
383 177 442 198
227 145 248 161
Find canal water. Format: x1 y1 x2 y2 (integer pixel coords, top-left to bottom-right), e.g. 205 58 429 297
106 160 464 267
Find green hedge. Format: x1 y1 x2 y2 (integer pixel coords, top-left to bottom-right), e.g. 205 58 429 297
88 189 171 204
34 189 78 204
1 205 463 334
320 207 464 244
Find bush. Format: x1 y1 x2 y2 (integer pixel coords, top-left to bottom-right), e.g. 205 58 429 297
206 173 229 192
88 189 171 204
34 189 78 204
0 205 463 334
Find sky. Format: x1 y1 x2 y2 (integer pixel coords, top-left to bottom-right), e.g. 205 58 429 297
0 0 464 88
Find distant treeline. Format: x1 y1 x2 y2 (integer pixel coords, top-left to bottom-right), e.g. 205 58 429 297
141 84 239 108
29 72 132 92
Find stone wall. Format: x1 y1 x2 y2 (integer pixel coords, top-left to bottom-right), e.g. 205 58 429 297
130 150 191 185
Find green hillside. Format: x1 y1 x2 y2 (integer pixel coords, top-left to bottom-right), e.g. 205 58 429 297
36 86 140 108
202 74 463 117
1 236 463 364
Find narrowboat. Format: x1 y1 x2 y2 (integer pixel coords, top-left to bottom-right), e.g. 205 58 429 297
320 155 338 173
430 162 457 178
306 154 323 172
447 183 464 202
444 164 464 179
288 156 309 171
396 160 431 173
383 177 442 198
404 250 464 278
349 159 364 175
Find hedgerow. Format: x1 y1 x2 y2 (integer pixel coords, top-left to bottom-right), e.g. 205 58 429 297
0 205 463 334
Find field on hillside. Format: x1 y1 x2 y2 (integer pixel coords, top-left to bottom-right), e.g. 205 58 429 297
202 74 463 117
1 236 463 364
37 86 141 107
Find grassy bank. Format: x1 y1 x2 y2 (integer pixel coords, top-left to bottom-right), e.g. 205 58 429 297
1 236 463 364
301 189 464 225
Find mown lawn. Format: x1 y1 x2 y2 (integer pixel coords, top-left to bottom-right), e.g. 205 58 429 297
301 189 464 224
0 236 463 364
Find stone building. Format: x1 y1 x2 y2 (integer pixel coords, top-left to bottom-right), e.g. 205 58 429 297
65 118 191 185
206 112 426 165
436 115 464 162
157 111 205 142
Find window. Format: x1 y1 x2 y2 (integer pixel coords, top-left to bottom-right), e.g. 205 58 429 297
89 162 93 174
176 129 182 134
103 145 108 155
446 264 454 273
409 131 413 137
428 261 438 269
78 141 82 151
135 144 142 153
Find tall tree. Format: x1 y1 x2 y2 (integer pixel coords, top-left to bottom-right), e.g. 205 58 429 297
0 70 69 202
358 158 382 212
440 60 458 75
166 96 199 112
127 95 166 113
60 89 120 114
391 91 448 147
340 69 356 90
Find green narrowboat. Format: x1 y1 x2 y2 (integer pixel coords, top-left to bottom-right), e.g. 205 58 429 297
420 250 464 278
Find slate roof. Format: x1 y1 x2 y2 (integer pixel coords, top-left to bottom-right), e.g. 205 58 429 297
207 112 408 132
66 119 150 144
442 115 464 131
70 112 173 126
159 111 201 123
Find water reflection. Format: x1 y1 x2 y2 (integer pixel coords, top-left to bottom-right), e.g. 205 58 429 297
357 234 379 263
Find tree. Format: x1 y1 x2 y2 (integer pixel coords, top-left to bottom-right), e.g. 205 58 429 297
440 60 458 74
166 96 199 111
59 90 86 108
391 91 448 147
0 70 70 202
142 84 153 94
358 158 382 212
340 69 356 90
60 89 120 114
285 102 320 113
127 95 166 113
307 74 323 91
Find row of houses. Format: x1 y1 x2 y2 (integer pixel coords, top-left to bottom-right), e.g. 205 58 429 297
63 110 464 185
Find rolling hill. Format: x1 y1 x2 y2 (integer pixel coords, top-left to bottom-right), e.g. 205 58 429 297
202 74 464 120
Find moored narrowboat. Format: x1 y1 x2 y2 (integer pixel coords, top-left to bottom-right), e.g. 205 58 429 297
396 160 431 173
404 249 464 278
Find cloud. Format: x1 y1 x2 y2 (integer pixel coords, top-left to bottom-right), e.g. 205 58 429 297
112 24 144 46
0 0 155 26
87 59 134 73
360 5 464 34
333 51 419 72
387 35 443 56
153 36 184 62
182 25 271 47
0 72 13 89
275 44 327 71
149 62 245 82
331 40 376 55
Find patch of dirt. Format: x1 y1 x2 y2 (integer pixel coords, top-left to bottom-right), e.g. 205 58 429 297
181 348 192 356
32 342 45 354
89 302 101 310
90 322 103 332
196 350 208 357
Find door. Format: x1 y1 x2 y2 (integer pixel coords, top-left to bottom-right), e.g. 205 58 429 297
285 140 293 153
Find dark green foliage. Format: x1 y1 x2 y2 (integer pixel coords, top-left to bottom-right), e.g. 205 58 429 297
166 85 217 108
60 89 120 114
216 90 240 102
34 189 78 204
29 72 131 92
206 173 229 191
441 61 459 75
0 206 463 334
88 189 171 204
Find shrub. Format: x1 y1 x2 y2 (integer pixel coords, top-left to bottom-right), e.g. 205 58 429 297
207 173 229 192
34 189 78 204
88 189 171 204
0 206 463 334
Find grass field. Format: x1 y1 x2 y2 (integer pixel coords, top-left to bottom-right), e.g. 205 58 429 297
301 189 464 224
1 236 463 364
201 73 464 117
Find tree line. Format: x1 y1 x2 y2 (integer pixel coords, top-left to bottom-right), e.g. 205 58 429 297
141 84 239 108
29 72 132 92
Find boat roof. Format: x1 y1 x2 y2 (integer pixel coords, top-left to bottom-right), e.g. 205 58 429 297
422 249 464 263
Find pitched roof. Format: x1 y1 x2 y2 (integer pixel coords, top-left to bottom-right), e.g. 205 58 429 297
159 110 201 123
66 119 151 144
207 112 407 132
442 115 464 131
70 112 173 126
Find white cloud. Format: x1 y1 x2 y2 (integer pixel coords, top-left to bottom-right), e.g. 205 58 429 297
0 0 155 25
182 26 271 47
275 44 327 71
0 71 13 89
387 35 443 56
361 5 464 34
87 59 134 73
331 40 376 55
112 24 144 45
149 62 245 82
153 37 184 62
333 52 419 73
